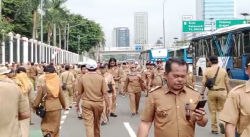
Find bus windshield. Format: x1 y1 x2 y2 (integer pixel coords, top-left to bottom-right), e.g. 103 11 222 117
151 49 168 58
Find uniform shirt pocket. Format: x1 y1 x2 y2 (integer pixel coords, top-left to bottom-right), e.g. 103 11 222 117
155 105 172 123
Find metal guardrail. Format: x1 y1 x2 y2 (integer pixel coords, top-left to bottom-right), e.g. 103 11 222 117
100 43 191 51
195 76 246 88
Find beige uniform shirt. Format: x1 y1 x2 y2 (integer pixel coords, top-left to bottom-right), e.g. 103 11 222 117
78 72 109 102
202 66 229 90
60 71 75 87
140 86 200 137
220 81 250 137
0 77 30 137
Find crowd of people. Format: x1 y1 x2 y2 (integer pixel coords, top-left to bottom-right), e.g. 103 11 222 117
0 55 249 137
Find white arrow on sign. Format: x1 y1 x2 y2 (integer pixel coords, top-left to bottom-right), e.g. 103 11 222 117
243 21 246 24
184 22 187 25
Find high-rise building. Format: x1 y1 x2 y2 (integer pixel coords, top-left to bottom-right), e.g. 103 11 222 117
134 12 148 45
112 27 130 47
200 0 235 31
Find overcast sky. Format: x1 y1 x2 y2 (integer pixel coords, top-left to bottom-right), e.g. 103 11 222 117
65 0 250 47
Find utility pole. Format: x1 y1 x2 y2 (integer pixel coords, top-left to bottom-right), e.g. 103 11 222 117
209 18 214 32
40 0 43 62
77 35 81 55
240 13 249 19
67 23 69 51
163 0 167 48
0 0 2 21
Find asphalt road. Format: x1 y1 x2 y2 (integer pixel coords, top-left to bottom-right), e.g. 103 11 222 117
29 85 225 137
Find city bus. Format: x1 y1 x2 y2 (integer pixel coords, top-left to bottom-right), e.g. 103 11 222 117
189 24 250 80
168 46 193 72
139 48 169 67
168 46 193 64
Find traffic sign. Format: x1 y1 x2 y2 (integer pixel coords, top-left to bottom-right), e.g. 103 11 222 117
216 20 248 29
182 21 204 32
135 45 142 51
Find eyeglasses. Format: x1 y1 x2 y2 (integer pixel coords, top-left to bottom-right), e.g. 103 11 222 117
131 67 136 69
157 61 162 64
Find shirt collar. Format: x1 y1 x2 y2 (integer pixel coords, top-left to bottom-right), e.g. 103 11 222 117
164 84 187 94
245 81 250 93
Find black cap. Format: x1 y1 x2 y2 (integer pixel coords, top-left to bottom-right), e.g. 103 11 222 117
99 63 106 68
146 61 151 65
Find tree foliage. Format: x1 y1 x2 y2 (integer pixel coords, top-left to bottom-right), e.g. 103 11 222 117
1 0 105 54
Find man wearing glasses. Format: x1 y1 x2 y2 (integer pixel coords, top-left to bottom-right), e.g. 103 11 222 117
137 58 208 137
150 59 165 88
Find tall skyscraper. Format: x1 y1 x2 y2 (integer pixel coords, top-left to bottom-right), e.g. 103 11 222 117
112 27 130 47
198 0 235 31
134 12 148 45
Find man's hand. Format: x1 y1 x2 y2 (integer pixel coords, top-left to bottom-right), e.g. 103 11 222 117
193 108 206 121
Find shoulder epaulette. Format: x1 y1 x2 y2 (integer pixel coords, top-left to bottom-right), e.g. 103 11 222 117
149 86 162 93
231 84 245 91
186 84 199 92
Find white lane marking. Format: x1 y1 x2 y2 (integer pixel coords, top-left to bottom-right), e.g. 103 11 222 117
60 110 70 130
124 122 136 137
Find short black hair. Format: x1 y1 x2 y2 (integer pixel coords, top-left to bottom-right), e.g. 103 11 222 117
16 67 26 73
209 56 218 64
165 58 187 73
44 65 56 73
65 65 70 70
81 65 86 70
31 62 34 65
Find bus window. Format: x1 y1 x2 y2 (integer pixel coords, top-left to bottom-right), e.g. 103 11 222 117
176 49 184 58
169 51 174 58
151 49 168 58
243 32 250 54
186 48 192 59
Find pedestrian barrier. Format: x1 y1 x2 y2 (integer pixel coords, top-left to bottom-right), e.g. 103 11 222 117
0 32 92 65
195 76 246 88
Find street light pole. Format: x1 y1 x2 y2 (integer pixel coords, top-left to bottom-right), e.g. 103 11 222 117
66 24 82 51
40 0 43 62
209 17 214 32
240 13 249 19
66 23 69 51
77 35 81 55
163 0 167 48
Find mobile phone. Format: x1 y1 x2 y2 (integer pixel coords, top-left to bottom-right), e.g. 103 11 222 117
195 100 207 110
235 132 240 137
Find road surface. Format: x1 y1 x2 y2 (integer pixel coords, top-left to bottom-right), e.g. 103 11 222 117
29 85 225 137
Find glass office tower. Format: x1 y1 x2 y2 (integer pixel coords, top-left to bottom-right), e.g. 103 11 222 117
203 0 235 31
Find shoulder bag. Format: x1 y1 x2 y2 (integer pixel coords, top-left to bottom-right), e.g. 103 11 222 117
205 67 220 89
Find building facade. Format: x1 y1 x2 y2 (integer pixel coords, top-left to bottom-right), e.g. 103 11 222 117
202 0 235 31
112 27 130 47
134 12 148 45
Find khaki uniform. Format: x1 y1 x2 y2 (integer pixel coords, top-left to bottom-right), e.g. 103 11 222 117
28 65 38 87
14 77 35 137
151 68 165 87
33 82 66 137
219 81 250 137
108 67 120 113
60 71 75 108
140 85 200 137
101 72 115 123
124 73 142 113
0 77 30 137
119 68 129 95
202 66 229 132
78 72 109 137
186 71 195 88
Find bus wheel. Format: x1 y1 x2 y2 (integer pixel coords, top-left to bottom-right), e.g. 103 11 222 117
198 68 203 76
227 70 233 79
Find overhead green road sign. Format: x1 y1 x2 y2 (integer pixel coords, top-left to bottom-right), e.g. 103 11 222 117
182 21 205 32
216 20 248 29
